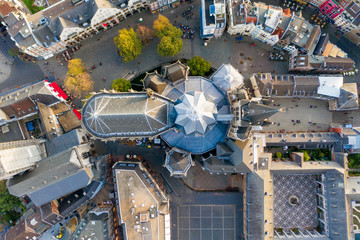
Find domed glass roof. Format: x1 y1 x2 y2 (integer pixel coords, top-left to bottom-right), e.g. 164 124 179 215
160 77 230 154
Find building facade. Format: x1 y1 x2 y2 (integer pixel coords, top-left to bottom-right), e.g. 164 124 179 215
2 0 150 59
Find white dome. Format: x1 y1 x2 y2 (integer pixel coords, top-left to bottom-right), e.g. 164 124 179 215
174 91 217 135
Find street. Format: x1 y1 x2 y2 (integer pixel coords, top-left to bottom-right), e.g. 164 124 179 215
0 33 44 92
35 0 287 94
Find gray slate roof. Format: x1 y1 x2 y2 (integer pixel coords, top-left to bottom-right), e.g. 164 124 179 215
0 81 60 109
325 170 349 240
204 139 253 173
49 17 79 38
82 92 174 138
0 121 24 143
165 148 192 176
242 101 279 124
336 83 358 110
32 25 57 47
7 145 93 206
246 172 265 240
45 129 89 156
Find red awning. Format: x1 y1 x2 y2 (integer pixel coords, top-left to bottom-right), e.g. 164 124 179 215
102 23 108 27
73 109 81 120
49 82 68 100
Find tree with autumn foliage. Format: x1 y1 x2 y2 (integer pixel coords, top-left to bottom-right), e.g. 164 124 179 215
136 25 153 45
114 28 143 62
158 36 183 57
64 59 94 98
153 15 183 57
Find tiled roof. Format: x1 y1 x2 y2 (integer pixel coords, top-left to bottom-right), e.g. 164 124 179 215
304 25 320 51
163 61 189 82
0 1 13 17
246 17 257 24
282 8 292 17
0 97 36 118
5 219 40 240
142 72 167 94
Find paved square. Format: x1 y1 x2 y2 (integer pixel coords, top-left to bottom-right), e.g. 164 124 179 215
273 175 317 229
262 98 332 132
178 205 236 240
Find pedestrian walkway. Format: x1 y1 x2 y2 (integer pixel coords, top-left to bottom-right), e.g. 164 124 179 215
0 51 11 84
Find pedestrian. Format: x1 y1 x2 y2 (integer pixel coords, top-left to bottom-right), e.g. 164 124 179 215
99 62 102 66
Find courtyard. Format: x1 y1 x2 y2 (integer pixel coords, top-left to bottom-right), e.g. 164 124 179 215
273 174 317 229
353 202 360 233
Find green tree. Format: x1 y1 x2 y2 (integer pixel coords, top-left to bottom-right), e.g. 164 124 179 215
188 56 211 76
114 28 143 62
0 181 21 213
153 15 183 57
157 36 183 57
304 151 310 161
111 78 131 92
275 152 282 159
64 59 94 98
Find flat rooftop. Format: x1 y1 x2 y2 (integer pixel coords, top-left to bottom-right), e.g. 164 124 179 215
115 167 167 240
230 0 246 25
291 21 314 48
264 6 282 31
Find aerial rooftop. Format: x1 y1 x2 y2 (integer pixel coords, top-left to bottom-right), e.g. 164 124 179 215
114 163 169 240
82 92 174 139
